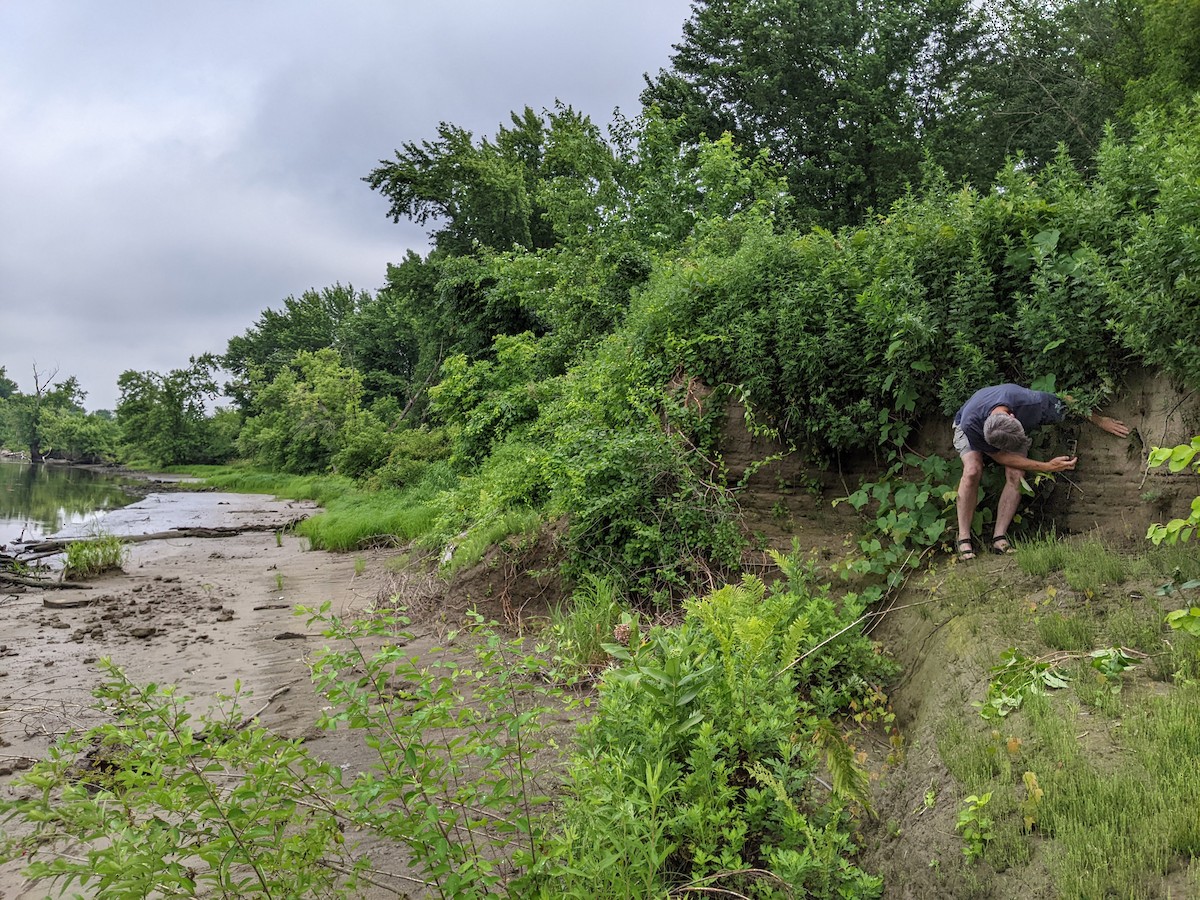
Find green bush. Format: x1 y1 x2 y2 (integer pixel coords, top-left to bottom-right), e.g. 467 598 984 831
237 349 368 474
371 426 451 489
63 534 127 579
524 559 896 898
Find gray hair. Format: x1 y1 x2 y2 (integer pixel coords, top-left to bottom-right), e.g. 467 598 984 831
983 413 1029 453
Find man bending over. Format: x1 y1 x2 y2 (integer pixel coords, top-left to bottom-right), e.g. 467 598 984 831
953 383 1130 560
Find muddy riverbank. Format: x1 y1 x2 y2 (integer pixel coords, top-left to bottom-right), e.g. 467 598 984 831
0 490 395 898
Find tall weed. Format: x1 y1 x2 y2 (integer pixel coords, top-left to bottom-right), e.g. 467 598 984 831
549 573 625 675
524 561 895 898
0 665 351 898
0 609 572 899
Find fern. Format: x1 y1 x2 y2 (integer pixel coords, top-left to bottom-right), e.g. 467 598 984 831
814 719 873 816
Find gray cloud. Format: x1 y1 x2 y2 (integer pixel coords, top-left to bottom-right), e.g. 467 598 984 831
0 0 689 410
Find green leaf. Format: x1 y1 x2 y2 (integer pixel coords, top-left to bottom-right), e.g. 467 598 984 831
1032 229 1061 255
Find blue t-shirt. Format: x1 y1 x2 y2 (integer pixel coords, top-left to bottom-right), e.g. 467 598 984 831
954 384 1065 454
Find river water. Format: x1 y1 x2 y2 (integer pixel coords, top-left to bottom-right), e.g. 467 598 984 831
0 461 140 549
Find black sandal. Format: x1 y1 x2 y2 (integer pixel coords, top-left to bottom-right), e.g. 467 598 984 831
956 537 977 561
991 534 1016 555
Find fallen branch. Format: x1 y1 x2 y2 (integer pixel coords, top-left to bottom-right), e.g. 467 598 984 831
235 681 299 731
14 519 308 557
0 572 91 591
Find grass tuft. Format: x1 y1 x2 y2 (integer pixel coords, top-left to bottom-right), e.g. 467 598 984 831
1036 613 1096 651
299 492 439 552
1016 535 1129 592
549 573 625 675
64 534 127 579
442 508 542 575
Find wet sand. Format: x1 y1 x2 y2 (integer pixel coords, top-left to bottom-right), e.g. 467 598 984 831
0 490 391 898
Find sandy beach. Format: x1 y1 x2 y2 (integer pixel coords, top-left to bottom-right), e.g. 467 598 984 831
0 489 402 898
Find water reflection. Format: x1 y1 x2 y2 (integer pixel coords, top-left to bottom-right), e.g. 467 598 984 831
0 462 138 547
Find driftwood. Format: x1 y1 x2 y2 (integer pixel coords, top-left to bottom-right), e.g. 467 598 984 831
2 518 308 591
13 520 307 557
0 571 91 590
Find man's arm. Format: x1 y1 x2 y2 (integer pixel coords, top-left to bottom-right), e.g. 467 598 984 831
988 450 1078 473
1060 394 1130 437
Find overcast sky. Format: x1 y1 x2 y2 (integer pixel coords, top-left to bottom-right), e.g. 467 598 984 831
0 1 692 411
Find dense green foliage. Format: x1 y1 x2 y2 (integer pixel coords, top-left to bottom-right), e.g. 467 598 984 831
642 0 987 227
116 355 233 467
528 562 896 898
642 0 1195 231
0 365 119 463
25 82 1193 596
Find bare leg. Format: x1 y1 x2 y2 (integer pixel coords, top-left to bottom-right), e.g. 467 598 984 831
956 451 984 542
993 466 1023 549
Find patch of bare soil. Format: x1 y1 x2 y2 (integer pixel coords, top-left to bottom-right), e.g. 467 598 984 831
441 519 568 629
0 491 579 899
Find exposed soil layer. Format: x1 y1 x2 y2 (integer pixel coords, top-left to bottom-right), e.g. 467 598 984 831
725 370 1200 561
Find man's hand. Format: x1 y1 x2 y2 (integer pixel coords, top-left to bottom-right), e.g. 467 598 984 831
1046 455 1078 472
990 450 1078 473
1090 414 1130 438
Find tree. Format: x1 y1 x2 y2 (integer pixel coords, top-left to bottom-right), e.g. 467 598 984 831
117 355 228 467
335 285 424 408
224 284 367 408
958 0 1136 179
366 108 548 255
641 0 985 228
0 366 17 401
365 104 618 255
640 0 1170 225
237 349 369 474
1123 0 1200 113
37 407 120 463
1 365 85 461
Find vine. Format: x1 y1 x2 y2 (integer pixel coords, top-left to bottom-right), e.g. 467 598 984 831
1146 436 1200 545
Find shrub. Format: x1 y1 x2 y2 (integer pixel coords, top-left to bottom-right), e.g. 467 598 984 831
63 534 127 579
523 558 896 898
372 426 451 489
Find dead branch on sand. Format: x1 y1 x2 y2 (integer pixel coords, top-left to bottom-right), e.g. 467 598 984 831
13 520 308 558
0 571 91 591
